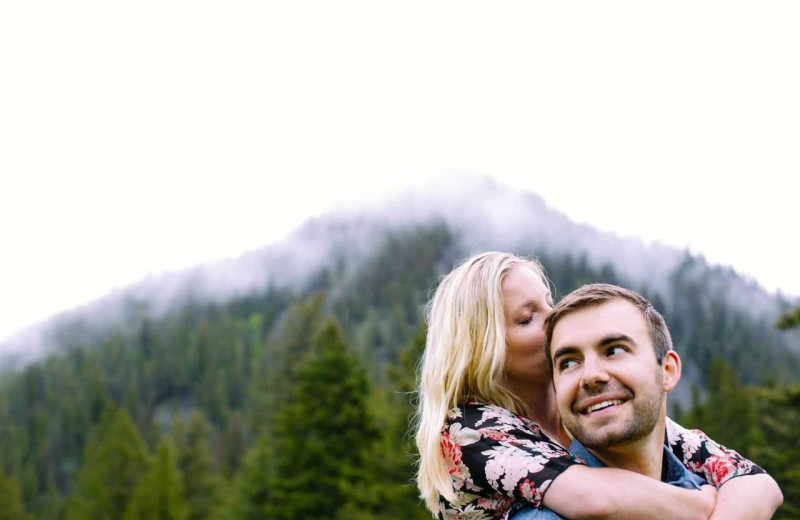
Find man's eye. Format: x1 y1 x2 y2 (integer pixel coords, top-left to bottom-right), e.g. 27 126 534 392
607 346 627 356
558 359 578 371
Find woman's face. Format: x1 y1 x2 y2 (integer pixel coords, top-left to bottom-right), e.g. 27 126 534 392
502 265 554 384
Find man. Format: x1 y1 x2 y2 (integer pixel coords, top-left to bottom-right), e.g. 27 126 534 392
515 283 782 520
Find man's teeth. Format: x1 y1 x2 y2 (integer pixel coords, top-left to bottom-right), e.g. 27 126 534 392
586 399 624 414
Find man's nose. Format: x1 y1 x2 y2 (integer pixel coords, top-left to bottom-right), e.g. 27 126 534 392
580 356 610 389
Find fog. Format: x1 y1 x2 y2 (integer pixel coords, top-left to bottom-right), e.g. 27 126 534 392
1 174 791 367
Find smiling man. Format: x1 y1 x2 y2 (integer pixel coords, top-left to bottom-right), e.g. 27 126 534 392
513 283 782 520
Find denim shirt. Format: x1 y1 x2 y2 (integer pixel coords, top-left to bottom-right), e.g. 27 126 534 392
511 438 707 520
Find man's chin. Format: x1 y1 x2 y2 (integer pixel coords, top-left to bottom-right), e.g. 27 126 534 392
566 411 632 444
576 429 636 450
569 418 654 450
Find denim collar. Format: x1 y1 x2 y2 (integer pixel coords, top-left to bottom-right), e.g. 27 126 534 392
568 438 706 490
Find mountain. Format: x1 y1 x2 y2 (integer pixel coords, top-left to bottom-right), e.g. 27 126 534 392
2 173 796 377
1 173 799 520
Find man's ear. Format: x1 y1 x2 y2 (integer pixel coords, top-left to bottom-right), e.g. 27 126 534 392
662 350 681 393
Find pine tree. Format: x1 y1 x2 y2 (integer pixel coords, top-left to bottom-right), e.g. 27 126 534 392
173 411 221 520
679 358 764 457
248 293 325 436
776 306 800 330
0 471 34 520
270 318 378 520
123 439 189 520
751 384 800 520
344 325 430 520
65 408 149 520
226 432 277 520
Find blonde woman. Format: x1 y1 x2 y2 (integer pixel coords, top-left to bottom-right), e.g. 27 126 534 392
415 252 776 519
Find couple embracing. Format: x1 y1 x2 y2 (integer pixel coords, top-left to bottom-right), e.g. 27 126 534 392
415 252 782 520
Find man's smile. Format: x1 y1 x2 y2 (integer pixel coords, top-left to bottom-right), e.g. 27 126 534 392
574 391 633 416
583 399 626 414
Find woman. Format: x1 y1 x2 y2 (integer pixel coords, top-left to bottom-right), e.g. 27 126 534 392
415 252 780 519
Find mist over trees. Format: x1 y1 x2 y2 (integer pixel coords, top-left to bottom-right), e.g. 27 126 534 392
0 185 798 518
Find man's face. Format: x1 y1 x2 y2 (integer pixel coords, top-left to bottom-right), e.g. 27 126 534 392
550 298 668 450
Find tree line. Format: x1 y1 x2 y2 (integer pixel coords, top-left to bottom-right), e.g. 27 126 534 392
0 224 797 518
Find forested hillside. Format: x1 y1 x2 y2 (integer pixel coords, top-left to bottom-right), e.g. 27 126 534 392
1 196 798 518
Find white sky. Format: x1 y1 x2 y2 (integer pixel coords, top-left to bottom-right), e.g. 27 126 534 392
1 1 798 344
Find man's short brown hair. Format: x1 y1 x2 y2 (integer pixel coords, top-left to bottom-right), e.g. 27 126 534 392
544 283 673 369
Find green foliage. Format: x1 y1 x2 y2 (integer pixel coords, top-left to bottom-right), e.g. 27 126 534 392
776 306 800 330
123 439 189 520
665 254 799 385
333 223 456 370
678 359 798 520
172 411 221 520
543 253 621 297
65 408 149 520
750 385 800 520
269 318 378 519
225 432 276 520
347 325 430 520
248 293 326 437
0 224 796 519
679 358 763 456
0 471 33 520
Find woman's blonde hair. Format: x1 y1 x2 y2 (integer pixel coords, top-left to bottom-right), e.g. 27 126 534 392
414 251 547 514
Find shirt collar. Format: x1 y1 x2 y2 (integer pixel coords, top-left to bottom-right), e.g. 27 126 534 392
568 438 706 490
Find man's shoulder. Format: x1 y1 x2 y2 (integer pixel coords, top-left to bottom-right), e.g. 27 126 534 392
510 506 565 520
662 445 706 489
567 438 604 467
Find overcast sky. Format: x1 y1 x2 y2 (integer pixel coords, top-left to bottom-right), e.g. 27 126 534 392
1 1 798 343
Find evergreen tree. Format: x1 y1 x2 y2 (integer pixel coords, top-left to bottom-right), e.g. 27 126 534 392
751 384 800 520
344 325 430 520
0 471 33 520
172 411 221 520
270 318 378 520
220 411 245 478
226 432 277 520
678 358 763 456
776 306 800 330
123 439 189 520
248 293 325 436
65 408 149 520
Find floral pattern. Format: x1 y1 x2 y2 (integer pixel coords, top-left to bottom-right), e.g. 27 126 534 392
438 402 765 520
439 403 576 519
665 418 763 487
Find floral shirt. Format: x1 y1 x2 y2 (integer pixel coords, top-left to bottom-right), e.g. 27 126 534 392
439 402 765 520
664 418 764 487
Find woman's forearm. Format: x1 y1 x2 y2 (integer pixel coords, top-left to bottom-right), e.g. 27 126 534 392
543 465 716 520
708 474 783 520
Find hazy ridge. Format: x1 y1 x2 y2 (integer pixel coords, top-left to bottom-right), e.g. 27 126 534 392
1 173 795 370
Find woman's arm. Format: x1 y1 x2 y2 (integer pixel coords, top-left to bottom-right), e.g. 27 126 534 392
708 474 782 520
543 465 716 520
665 418 765 486
455 405 715 520
665 419 782 519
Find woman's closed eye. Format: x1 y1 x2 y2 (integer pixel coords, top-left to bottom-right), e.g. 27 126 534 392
517 315 533 325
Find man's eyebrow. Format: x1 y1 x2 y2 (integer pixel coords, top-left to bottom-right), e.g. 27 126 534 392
552 334 635 361
552 345 580 361
598 334 635 346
